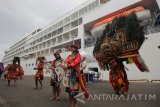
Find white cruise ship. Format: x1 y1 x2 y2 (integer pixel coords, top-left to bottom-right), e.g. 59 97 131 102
2 0 160 81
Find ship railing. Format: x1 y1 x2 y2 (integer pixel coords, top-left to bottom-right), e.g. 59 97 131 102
144 25 160 35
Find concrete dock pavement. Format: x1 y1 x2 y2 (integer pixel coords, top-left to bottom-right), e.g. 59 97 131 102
0 76 160 107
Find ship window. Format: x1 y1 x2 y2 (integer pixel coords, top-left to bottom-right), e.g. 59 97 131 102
63 24 70 31
44 35 47 40
47 40 50 47
29 64 30 66
79 18 82 25
71 20 78 28
48 27 52 33
63 33 69 41
51 38 56 45
57 27 63 34
64 16 70 24
71 13 75 20
47 33 51 39
52 30 57 37
35 45 38 50
57 21 63 27
32 63 34 66
26 64 27 67
40 38 43 42
70 29 78 38
43 42 46 48
88 4 92 11
52 24 57 30
79 9 82 16
57 35 62 43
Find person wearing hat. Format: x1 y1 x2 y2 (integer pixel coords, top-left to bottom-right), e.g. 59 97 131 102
65 44 81 107
49 52 67 101
34 57 45 89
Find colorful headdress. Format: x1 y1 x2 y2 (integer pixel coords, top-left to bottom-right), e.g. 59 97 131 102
13 57 20 66
36 56 46 65
93 12 149 72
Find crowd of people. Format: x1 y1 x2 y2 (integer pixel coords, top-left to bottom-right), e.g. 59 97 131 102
33 44 88 107
0 44 131 107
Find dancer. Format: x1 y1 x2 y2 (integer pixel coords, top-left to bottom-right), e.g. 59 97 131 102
65 45 81 107
17 65 24 80
34 57 45 89
108 53 129 94
49 52 66 101
93 12 149 95
5 57 20 86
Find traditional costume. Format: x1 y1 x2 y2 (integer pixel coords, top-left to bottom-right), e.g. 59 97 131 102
6 64 19 80
17 65 24 79
34 57 45 88
49 52 67 101
50 53 66 87
108 55 129 94
65 45 89 98
64 45 82 107
34 63 44 80
93 12 149 94
65 47 81 96
5 57 21 86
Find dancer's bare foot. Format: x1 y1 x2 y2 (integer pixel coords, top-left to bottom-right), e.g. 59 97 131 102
34 87 38 89
55 97 60 101
49 97 56 101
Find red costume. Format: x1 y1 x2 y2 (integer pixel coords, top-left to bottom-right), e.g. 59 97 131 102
65 53 81 71
6 64 19 80
17 66 24 79
34 63 44 80
109 57 129 94
65 52 81 95
65 51 89 98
